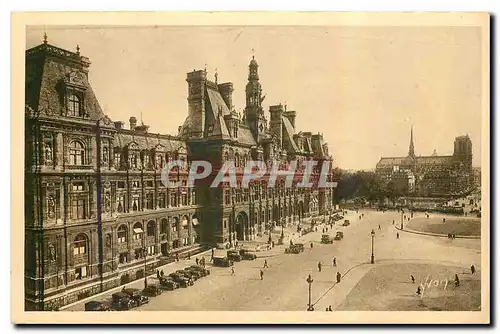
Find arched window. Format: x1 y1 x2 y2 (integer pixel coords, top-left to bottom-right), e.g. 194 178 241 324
68 93 82 117
73 234 87 256
133 222 143 240
69 141 85 166
160 218 168 234
147 221 156 237
117 225 128 243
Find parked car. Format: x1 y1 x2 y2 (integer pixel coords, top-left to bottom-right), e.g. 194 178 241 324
158 276 179 290
142 283 162 297
111 292 135 311
321 234 334 244
122 288 149 307
285 244 304 254
169 273 194 287
176 269 200 281
239 249 257 260
213 256 233 267
342 220 350 226
294 243 305 252
188 265 210 276
227 250 242 262
85 300 111 311
182 268 203 280
334 231 344 240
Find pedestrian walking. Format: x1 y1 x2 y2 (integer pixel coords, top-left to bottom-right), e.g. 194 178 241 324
378 224 381 230
411 275 415 283
196 257 199 265
454 274 460 287
176 253 179 262
160 270 164 277
188 252 191 260
156 270 160 279
260 270 264 280
263 260 268 268
396 232 399 239
471 265 476 274
231 267 235 276
328 305 333 311
336 271 341 283
318 261 322 272
333 257 337 267
392 220 395 225
310 242 314 249
416 286 422 296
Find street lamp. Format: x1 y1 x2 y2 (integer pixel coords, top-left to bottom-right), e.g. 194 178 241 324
306 274 314 311
400 209 404 230
370 229 375 264
281 218 285 238
142 245 148 289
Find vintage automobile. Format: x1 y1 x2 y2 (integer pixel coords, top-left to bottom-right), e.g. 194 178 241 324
239 249 257 260
342 220 350 226
85 300 111 311
334 231 344 240
188 265 211 276
169 272 194 287
142 283 163 297
285 244 304 254
122 288 149 307
227 250 242 262
213 256 234 267
294 243 305 252
158 276 180 290
321 234 334 244
179 268 202 280
111 292 135 311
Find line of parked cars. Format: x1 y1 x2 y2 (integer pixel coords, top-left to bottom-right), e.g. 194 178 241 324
84 265 211 311
213 249 258 267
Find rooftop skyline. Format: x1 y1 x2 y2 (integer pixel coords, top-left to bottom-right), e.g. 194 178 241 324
26 26 482 169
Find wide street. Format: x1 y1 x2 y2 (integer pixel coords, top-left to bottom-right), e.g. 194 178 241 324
65 209 481 312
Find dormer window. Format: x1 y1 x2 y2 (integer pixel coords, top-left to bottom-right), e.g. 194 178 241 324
67 93 83 117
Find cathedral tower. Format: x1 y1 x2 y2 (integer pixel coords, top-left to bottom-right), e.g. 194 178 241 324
408 126 415 158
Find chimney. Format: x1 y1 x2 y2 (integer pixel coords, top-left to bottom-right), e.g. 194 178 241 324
114 121 124 130
129 117 137 131
218 82 234 110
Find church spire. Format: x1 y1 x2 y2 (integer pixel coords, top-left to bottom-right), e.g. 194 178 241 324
408 126 415 158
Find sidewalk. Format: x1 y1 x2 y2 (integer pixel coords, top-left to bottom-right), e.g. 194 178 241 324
61 248 213 311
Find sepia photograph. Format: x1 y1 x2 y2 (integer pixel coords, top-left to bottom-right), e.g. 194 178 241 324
12 12 490 324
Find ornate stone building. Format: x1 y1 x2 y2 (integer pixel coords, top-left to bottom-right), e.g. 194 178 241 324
375 127 473 197
25 39 335 310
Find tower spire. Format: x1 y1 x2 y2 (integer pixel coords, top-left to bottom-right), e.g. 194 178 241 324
408 125 415 158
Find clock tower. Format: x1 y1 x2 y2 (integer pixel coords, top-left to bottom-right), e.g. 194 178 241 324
244 55 267 142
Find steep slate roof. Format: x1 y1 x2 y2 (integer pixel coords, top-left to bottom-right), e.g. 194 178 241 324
113 131 186 151
25 43 105 122
237 126 257 146
416 155 454 165
282 116 299 152
376 157 406 167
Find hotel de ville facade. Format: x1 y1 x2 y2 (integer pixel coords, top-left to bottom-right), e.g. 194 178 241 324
24 38 335 310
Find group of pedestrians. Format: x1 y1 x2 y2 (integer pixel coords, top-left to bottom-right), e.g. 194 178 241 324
316 259 342 283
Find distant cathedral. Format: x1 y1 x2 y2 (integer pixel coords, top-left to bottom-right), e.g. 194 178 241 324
375 127 473 197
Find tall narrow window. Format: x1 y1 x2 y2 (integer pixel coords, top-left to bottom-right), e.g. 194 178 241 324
73 234 87 255
69 141 85 166
117 225 128 243
68 93 82 117
72 198 86 219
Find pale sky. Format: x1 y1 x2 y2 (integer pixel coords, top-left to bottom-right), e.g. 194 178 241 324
26 26 482 170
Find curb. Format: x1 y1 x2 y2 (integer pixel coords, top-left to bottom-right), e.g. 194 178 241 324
394 225 480 239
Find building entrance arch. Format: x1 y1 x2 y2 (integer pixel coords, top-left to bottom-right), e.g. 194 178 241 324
235 211 249 241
